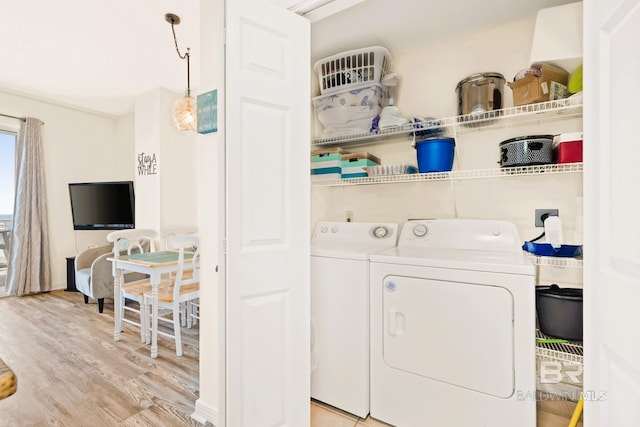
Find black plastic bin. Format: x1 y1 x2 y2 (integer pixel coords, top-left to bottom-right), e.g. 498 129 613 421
536 284 583 341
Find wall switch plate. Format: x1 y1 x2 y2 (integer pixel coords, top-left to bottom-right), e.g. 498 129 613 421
535 209 559 227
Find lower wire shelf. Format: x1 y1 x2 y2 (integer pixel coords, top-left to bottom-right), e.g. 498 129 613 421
536 329 583 402
536 329 583 364
311 162 583 187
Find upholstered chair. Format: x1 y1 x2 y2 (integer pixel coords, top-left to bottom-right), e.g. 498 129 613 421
74 244 117 313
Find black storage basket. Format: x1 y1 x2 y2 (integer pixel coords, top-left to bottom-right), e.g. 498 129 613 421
536 284 583 341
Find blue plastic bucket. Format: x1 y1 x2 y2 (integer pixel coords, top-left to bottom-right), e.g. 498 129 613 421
415 137 455 173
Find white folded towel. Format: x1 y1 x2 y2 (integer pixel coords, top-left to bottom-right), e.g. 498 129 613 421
379 106 408 128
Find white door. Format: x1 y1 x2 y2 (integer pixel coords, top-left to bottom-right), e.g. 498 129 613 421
584 0 640 425
225 1 310 426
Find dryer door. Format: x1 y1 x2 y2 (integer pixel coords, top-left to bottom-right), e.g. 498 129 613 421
383 275 514 398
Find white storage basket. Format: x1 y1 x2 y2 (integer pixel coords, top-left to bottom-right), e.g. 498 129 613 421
314 46 392 95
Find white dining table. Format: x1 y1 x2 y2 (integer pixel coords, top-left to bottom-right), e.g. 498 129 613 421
108 250 193 358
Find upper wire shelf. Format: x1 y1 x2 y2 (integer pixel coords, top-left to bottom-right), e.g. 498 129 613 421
312 97 583 147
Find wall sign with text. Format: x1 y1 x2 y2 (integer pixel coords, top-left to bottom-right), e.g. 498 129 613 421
197 89 218 134
137 152 158 175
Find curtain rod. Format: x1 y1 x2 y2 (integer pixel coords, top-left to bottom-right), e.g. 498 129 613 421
0 113 45 125
0 113 26 122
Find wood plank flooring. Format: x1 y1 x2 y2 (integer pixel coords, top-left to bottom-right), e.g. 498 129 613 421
0 290 201 426
0 290 581 427
311 396 582 427
311 399 583 427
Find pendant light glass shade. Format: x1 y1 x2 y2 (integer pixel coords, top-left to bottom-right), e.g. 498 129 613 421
172 92 197 134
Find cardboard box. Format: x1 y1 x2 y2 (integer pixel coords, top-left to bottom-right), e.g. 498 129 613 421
341 152 381 179
508 63 569 106
311 147 348 181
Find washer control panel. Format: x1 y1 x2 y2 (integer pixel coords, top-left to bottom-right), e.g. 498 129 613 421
318 224 341 234
412 224 428 238
312 221 399 245
373 226 390 239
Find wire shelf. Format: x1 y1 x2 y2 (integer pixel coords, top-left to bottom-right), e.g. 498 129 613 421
312 98 583 147
536 329 584 364
527 254 584 269
311 162 583 187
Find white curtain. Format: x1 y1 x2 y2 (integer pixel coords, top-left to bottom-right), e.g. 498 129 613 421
6 117 51 296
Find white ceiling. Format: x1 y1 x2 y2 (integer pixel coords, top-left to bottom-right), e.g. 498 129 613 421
0 0 200 117
310 0 579 61
0 0 577 117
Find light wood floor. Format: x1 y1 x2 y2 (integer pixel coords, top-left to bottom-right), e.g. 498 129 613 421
0 290 201 426
311 396 582 427
0 290 581 427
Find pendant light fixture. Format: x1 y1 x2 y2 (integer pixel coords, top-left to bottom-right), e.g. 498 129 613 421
165 13 197 134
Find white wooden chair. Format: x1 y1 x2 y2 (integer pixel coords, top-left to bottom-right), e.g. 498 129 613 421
107 229 160 343
143 234 200 356
160 225 198 326
160 225 198 250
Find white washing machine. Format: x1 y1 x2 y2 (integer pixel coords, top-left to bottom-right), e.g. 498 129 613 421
311 221 398 418
369 219 536 427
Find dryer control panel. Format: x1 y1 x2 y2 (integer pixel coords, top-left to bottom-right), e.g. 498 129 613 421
399 219 522 253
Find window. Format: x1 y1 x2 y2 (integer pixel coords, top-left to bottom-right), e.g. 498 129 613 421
0 130 16 294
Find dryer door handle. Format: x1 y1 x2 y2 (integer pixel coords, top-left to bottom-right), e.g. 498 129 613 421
388 308 405 337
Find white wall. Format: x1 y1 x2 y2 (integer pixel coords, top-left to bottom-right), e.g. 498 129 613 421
0 90 131 289
134 90 163 231
116 113 136 174
311 16 583 287
192 0 224 424
134 88 199 232
159 101 199 229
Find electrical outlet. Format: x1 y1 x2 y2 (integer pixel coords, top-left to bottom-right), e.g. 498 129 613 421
345 210 353 222
535 209 559 227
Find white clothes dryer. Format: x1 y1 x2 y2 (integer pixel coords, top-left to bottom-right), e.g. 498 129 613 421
311 221 398 418
369 219 536 427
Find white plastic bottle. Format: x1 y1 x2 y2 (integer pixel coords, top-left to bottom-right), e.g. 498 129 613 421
544 215 564 249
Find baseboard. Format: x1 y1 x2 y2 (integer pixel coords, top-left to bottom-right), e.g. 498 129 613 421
192 399 220 426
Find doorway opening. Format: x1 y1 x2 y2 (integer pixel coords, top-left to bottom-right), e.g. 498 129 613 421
0 130 16 297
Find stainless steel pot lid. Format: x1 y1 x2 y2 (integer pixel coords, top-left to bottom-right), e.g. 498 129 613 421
456 72 505 89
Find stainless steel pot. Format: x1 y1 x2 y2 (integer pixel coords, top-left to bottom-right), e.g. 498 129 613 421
456 72 505 118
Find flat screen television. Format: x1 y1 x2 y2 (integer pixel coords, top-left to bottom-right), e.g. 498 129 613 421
68 181 135 230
